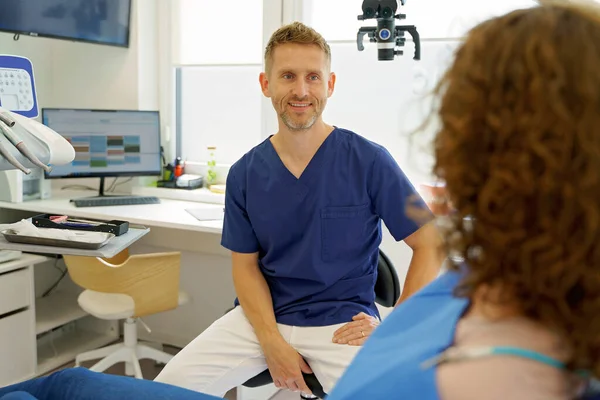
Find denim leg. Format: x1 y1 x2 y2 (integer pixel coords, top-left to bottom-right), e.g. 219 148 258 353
0 392 38 400
0 368 219 400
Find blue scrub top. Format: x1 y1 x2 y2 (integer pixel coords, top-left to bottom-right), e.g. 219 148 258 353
221 127 430 327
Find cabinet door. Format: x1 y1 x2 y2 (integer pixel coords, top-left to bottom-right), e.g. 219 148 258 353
0 309 36 386
0 268 31 315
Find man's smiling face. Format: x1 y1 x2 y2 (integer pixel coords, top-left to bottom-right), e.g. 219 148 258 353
260 43 335 132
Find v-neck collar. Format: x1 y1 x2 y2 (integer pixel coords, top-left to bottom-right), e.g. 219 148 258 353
265 127 339 184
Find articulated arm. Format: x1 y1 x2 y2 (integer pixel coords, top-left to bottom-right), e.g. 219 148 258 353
0 108 75 173
0 55 74 173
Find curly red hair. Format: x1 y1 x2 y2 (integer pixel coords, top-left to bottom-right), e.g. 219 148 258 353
434 2 600 374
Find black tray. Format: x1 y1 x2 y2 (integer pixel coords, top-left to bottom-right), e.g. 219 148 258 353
31 214 129 236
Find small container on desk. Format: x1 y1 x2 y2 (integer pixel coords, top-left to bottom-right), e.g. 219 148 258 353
31 214 130 236
157 174 203 190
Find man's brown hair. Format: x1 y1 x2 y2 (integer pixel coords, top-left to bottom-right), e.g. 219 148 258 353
264 21 331 75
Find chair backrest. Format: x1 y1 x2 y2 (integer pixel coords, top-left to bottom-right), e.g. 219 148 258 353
374 249 401 307
63 249 182 318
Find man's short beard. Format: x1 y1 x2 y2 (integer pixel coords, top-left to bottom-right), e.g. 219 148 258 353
281 112 318 131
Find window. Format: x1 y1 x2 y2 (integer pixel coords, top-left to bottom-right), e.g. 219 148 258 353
303 0 364 41
303 0 538 40
175 0 264 65
170 0 539 168
177 66 263 165
173 0 272 165
402 0 538 38
294 0 537 184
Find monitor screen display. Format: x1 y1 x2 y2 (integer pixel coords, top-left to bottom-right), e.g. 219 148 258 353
42 108 162 179
0 0 131 47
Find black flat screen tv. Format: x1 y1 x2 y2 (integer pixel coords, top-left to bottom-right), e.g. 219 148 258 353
0 0 131 48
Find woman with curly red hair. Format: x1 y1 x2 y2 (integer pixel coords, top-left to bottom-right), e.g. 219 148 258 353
329 1 600 399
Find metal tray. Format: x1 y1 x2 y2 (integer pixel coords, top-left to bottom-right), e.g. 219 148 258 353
1 229 114 250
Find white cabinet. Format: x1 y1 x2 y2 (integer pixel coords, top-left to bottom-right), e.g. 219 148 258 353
0 257 36 387
0 254 119 385
0 309 36 387
0 268 31 315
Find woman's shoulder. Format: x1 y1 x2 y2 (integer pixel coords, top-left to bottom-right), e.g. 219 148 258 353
437 352 580 400
437 315 581 400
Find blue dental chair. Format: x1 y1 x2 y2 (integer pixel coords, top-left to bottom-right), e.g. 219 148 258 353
241 249 400 399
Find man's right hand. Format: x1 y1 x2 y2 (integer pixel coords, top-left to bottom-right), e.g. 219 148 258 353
262 338 313 394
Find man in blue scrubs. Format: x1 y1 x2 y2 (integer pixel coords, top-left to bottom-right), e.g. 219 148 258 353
155 22 444 397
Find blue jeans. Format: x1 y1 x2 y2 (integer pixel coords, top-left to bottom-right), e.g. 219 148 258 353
0 368 218 400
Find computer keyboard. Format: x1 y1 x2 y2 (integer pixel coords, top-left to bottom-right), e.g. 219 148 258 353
72 196 161 208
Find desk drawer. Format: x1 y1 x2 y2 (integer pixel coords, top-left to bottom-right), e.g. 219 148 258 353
0 268 30 315
0 309 36 386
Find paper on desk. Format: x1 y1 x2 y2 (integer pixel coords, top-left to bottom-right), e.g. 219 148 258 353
0 220 111 244
185 207 224 221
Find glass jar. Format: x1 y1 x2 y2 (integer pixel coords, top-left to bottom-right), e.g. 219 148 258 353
206 146 217 186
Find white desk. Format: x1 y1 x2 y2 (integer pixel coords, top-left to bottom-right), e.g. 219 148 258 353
0 190 235 368
0 190 224 234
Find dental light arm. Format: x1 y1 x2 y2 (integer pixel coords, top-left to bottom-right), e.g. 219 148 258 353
357 0 421 61
0 55 74 173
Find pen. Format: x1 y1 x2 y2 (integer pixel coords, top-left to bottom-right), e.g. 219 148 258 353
0 139 31 174
65 218 115 226
0 120 52 173
60 222 97 228
0 111 15 127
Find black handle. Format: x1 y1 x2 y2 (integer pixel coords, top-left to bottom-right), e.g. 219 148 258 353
356 27 376 51
396 25 421 60
407 25 421 60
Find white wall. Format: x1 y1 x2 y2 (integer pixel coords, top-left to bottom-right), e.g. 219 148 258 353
0 0 158 113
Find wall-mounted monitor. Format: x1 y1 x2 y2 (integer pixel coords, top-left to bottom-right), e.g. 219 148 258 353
0 0 131 48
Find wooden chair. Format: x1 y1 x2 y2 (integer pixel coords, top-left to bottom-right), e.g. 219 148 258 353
63 249 190 379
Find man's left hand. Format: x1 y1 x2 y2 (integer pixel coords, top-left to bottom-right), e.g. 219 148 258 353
332 312 380 346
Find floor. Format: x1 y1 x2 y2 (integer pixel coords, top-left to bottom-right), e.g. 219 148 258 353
57 344 300 400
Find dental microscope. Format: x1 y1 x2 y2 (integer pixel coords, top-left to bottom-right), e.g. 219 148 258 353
357 0 421 61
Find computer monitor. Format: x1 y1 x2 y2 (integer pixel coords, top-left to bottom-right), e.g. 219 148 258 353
42 108 162 197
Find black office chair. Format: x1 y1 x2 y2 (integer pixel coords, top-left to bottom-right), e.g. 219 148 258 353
242 249 400 399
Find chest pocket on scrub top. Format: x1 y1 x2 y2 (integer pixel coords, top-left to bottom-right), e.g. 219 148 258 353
321 204 371 263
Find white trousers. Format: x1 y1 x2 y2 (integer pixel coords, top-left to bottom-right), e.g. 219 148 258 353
154 306 362 398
